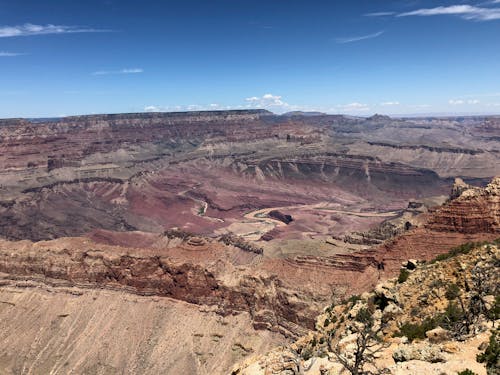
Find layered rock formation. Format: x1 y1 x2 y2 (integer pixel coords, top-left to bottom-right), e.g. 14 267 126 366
233 241 500 375
0 111 499 374
0 178 498 337
0 111 498 241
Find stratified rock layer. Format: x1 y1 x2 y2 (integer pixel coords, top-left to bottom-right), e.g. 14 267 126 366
0 111 498 241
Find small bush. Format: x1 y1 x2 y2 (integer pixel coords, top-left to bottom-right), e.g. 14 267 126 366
323 318 330 327
398 268 410 283
348 295 361 305
300 346 313 361
439 302 466 332
477 330 499 374
457 370 477 375
486 295 500 322
395 318 438 341
355 308 373 324
445 283 461 300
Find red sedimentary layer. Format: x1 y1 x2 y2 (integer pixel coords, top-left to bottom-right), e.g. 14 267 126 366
0 175 498 335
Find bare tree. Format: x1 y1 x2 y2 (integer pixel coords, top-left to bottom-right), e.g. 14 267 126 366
329 308 388 375
288 348 318 375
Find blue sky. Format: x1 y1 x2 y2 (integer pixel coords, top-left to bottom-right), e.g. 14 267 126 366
1 0 500 118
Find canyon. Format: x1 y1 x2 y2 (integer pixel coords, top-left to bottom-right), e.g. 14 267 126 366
0 110 499 374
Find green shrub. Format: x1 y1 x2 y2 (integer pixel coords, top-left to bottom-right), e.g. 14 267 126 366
432 241 487 263
457 370 477 375
301 346 313 361
348 295 361 305
395 317 438 341
439 302 466 332
355 308 373 324
398 268 410 283
477 330 499 374
323 318 330 327
486 295 500 322
445 283 461 300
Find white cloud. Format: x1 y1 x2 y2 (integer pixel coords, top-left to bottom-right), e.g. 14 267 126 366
144 105 162 112
364 12 395 17
398 5 500 21
0 23 109 38
245 93 289 108
0 51 24 57
381 101 400 106
121 68 143 74
336 31 384 44
449 99 481 105
92 68 143 75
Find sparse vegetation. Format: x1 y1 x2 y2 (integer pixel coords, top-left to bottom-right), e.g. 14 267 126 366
395 317 439 341
331 307 388 375
445 283 461 300
431 241 487 263
477 330 499 375
487 295 500 324
348 294 361 305
457 370 478 375
439 302 468 337
398 268 410 283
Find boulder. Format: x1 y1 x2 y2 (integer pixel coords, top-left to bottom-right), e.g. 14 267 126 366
393 343 445 363
425 327 450 343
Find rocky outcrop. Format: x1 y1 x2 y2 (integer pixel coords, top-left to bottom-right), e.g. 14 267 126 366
0 237 316 337
268 210 293 224
233 240 500 374
426 177 500 234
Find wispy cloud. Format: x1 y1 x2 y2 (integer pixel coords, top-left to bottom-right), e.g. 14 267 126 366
381 101 400 106
92 68 143 76
364 12 395 17
0 51 25 57
398 5 500 21
335 31 384 44
0 23 110 38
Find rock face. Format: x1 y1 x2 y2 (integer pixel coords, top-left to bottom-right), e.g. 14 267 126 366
0 178 498 340
0 236 325 338
0 280 284 375
426 177 500 234
233 240 500 375
0 111 498 241
0 110 499 374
